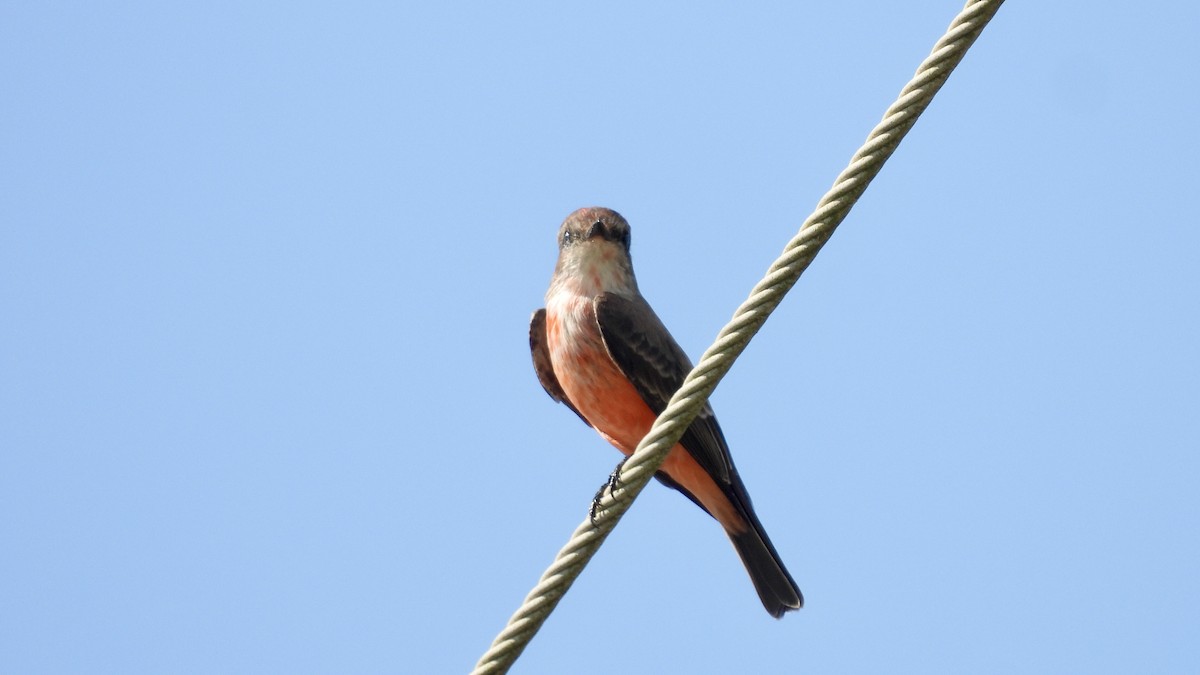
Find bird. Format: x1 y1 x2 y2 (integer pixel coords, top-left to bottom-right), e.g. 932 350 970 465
529 206 802 617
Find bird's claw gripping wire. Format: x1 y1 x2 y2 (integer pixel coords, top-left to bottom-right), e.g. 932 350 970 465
589 456 630 527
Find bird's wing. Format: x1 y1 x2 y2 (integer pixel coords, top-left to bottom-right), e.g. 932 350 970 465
529 308 590 426
593 293 734 484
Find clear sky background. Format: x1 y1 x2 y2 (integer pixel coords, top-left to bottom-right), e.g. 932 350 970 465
3 2 1198 673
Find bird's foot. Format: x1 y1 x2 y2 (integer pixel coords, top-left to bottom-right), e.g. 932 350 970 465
589 456 630 527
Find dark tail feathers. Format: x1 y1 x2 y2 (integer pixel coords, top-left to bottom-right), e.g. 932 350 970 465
728 520 802 618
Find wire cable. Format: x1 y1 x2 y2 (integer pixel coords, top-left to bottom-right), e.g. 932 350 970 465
472 2 1005 672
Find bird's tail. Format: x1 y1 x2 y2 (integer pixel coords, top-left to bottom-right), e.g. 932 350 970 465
725 476 803 618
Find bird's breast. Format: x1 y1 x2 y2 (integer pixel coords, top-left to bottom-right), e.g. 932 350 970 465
544 291 654 452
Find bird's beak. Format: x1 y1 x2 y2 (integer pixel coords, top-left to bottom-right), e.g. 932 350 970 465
584 220 606 241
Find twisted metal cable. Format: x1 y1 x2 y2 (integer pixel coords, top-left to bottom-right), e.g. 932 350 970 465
472 1 1004 672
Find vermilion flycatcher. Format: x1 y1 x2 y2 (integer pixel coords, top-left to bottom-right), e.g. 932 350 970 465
530 206 802 617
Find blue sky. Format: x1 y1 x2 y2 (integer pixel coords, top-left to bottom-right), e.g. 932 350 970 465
3 2 1198 673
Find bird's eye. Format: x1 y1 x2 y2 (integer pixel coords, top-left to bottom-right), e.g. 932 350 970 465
561 230 574 246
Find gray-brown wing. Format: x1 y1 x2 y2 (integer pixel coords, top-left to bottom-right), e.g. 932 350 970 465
593 293 733 485
529 308 590 426
595 297 803 616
